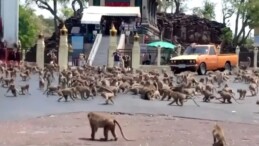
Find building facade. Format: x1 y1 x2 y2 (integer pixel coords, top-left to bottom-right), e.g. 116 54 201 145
0 0 19 48
88 0 159 39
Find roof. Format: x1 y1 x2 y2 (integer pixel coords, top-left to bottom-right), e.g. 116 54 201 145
81 6 141 24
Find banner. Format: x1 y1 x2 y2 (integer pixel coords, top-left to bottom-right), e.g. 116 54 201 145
71 36 84 50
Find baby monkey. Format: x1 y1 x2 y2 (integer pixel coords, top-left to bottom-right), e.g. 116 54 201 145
237 89 246 100
212 124 227 146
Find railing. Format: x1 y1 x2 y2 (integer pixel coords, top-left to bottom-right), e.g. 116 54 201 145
117 33 125 50
87 34 102 66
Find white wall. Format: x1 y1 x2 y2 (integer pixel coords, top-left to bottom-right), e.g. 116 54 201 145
1 0 19 48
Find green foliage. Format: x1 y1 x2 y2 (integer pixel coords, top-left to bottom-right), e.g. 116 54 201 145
192 0 215 20
60 6 74 20
19 5 39 50
220 27 233 44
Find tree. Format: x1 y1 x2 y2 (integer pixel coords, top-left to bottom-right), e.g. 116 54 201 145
25 0 70 34
19 5 40 50
192 0 215 20
221 0 235 26
231 0 259 46
157 0 173 13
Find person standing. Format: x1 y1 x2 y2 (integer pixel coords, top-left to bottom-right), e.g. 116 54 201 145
113 51 121 67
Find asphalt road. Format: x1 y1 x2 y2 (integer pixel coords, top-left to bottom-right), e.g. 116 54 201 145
0 74 259 124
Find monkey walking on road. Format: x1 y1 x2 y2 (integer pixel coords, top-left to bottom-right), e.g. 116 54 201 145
87 112 133 141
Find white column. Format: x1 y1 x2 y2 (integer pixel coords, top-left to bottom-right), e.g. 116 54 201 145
132 33 141 71
235 46 240 68
254 47 258 69
58 25 69 70
36 34 45 69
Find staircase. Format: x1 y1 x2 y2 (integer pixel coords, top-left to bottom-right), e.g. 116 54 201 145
92 36 110 66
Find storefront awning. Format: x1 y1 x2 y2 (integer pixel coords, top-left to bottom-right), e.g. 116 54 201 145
81 6 141 24
81 13 102 25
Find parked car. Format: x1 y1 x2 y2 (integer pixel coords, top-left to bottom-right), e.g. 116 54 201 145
170 44 238 75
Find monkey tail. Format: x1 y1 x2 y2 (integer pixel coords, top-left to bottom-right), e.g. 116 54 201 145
189 96 200 107
114 120 133 141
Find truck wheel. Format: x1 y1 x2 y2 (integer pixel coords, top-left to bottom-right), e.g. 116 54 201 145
224 62 231 72
198 63 207 75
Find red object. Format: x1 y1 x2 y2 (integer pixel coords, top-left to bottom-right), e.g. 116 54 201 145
105 2 130 6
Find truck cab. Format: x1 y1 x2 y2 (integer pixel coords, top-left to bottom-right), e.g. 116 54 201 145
170 44 238 75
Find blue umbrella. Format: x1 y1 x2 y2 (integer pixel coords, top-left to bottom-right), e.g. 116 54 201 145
147 41 176 50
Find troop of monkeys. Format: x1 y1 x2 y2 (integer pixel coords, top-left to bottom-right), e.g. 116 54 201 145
1 62 259 106
1 62 258 145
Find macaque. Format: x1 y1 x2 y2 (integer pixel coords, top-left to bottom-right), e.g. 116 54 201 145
87 112 131 141
19 84 30 95
237 89 246 100
212 124 227 146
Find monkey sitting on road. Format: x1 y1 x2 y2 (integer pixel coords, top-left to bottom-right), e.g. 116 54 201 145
237 89 246 100
5 84 19 97
87 112 132 141
212 124 227 146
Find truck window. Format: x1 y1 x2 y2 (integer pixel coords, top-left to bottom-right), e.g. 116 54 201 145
183 46 209 55
209 47 216 55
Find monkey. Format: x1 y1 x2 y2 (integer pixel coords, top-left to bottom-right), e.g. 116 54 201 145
222 84 235 96
57 88 76 102
256 100 259 105
101 92 115 104
75 86 93 100
201 90 216 102
249 83 258 96
43 85 60 96
205 84 216 93
119 81 131 93
5 84 19 97
217 90 240 104
212 124 227 146
237 89 246 100
20 73 30 81
233 76 242 83
2 78 14 88
87 112 132 141
168 91 200 107
19 84 30 95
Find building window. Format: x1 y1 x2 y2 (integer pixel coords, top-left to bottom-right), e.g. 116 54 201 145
93 0 100 6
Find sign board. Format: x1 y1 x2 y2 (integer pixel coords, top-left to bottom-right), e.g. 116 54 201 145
71 36 84 50
254 36 259 46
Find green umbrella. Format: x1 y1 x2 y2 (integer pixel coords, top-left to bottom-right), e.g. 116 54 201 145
147 41 176 49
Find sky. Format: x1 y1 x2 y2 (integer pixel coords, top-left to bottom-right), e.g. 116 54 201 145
19 0 253 36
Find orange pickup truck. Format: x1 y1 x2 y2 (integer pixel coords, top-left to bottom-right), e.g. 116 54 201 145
170 44 238 75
